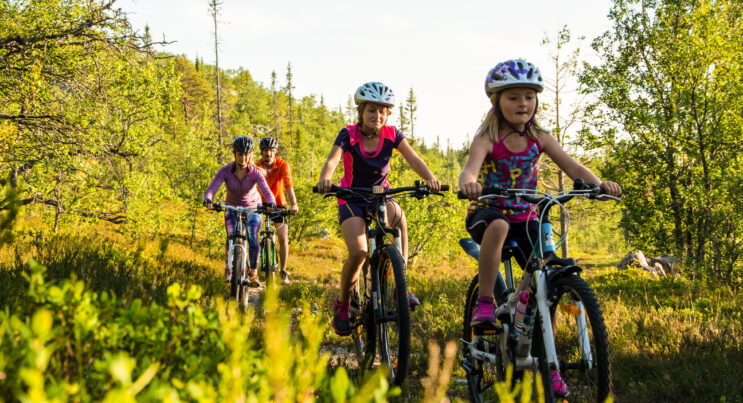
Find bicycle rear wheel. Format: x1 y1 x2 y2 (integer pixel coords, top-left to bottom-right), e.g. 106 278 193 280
375 245 410 385
462 274 507 402
534 274 612 403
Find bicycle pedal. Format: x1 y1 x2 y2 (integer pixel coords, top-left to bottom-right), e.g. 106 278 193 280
473 323 502 336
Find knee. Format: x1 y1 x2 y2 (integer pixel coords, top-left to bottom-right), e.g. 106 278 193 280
488 219 509 232
347 249 368 265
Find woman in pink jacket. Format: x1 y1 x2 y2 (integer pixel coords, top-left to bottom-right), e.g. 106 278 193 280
204 136 275 287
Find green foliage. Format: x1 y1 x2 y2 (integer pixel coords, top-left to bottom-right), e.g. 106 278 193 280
579 0 743 284
0 260 396 401
591 268 743 401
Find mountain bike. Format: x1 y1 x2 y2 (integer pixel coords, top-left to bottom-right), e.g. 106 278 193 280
313 181 448 385
257 206 292 286
458 179 620 403
211 203 261 305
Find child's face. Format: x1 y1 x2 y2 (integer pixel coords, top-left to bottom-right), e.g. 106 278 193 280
498 88 537 128
360 102 390 134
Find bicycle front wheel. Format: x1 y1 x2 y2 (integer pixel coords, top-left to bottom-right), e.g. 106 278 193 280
375 245 410 385
534 274 612 403
231 246 242 302
261 237 276 286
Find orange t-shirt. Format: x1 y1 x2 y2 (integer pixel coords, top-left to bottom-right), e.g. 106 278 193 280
256 156 293 207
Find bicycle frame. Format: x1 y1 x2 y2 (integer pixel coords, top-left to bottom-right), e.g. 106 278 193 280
365 198 403 321
259 208 291 283
462 184 619 376
218 205 259 282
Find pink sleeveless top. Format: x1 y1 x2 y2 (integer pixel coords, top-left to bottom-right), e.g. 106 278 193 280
467 134 542 222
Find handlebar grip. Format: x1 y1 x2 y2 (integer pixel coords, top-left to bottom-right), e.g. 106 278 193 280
312 185 339 193
456 191 468 200
440 185 450 192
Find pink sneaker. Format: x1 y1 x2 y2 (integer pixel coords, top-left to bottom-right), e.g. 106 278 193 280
470 296 496 327
551 369 568 397
332 298 352 336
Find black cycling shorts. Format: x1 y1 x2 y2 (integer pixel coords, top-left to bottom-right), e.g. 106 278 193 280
466 209 539 269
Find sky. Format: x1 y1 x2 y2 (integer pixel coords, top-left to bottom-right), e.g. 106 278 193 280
117 0 615 148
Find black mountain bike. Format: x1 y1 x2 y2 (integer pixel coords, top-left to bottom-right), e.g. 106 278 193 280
258 207 292 286
314 181 448 385
458 179 619 403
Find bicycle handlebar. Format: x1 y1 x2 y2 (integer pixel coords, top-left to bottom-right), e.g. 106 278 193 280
210 203 290 215
456 179 620 204
312 182 449 198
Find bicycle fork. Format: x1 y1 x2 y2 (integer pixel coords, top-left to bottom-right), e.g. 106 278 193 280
533 269 594 373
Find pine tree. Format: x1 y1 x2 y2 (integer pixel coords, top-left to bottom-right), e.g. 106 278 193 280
285 62 295 147
405 88 418 145
271 70 280 139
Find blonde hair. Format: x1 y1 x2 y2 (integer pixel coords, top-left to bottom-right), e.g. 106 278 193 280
357 102 393 125
475 93 545 142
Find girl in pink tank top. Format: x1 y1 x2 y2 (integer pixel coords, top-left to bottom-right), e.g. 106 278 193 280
458 59 622 396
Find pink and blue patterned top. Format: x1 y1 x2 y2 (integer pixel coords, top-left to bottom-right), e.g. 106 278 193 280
468 136 542 222
333 124 405 203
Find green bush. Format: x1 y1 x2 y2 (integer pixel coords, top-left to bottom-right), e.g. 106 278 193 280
0 260 396 401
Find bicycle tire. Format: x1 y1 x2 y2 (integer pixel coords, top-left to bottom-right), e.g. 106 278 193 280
261 237 276 286
533 274 612 403
375 245 410 385
351 280 376 375
231 246 241 302
462 274 507 402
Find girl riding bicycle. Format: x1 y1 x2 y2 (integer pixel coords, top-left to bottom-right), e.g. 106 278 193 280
204 136 275 287
458 59 621 396
315 81 441 336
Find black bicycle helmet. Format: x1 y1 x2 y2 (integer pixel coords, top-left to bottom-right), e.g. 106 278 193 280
232 136 254 153
259 137 279 150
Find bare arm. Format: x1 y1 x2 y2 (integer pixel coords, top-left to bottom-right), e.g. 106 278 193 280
286 186 298 214
316 145 343 193
459 135 492 200
396 139 440 191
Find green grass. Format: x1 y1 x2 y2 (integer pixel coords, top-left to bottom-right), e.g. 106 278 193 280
2 221 742 401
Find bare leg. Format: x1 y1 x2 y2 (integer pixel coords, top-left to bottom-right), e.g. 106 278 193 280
478 219 509 299
275 221 289 272
339 217 367 304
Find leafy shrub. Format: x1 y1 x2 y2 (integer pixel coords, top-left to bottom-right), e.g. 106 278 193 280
0 261 395 401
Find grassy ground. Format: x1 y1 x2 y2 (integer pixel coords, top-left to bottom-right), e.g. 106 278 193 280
2 222 742 401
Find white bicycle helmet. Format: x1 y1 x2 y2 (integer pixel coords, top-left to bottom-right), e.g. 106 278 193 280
354 82 395 107
485 59 544 97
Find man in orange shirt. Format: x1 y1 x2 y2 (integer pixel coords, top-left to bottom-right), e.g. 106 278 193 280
257 137 298 284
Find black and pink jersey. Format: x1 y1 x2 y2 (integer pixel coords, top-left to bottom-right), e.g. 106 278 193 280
334 124 405 193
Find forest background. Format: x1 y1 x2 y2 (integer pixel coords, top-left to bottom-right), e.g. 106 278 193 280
1 0 742 401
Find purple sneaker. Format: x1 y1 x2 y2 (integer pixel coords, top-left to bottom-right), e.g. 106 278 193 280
470 296 496 327
551 369 568 397
332 298 352 336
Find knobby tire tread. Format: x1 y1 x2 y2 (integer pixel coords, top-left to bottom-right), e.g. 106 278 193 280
377 245 410 386
550 276 613 402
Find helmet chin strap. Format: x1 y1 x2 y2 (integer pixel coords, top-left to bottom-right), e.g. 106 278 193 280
359 123 381 137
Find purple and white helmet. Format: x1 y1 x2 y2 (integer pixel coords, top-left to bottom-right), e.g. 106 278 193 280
485 59 544 97
354 82 395 107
